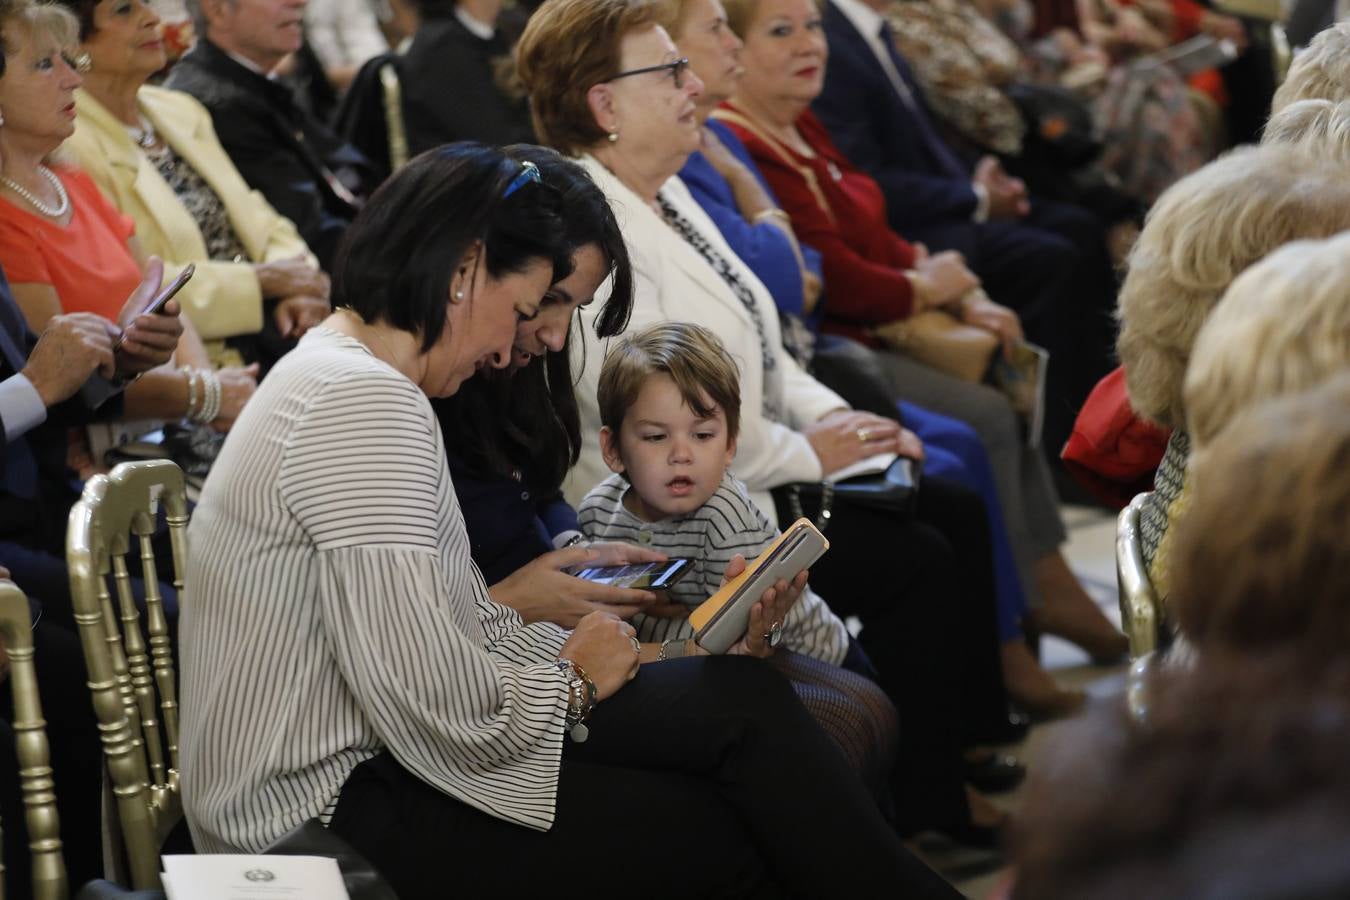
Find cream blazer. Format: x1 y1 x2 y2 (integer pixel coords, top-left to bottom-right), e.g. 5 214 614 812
67 86 316 343
565 156 847 526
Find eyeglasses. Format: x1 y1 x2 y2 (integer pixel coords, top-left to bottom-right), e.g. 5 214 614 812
502 160 542 199
604 57 691 90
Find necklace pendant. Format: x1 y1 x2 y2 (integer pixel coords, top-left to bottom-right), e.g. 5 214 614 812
826 160 843 182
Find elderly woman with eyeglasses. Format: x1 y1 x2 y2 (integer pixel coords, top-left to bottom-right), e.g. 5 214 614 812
518 0 1031 851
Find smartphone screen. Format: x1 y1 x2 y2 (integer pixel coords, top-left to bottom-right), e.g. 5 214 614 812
569 558 692 591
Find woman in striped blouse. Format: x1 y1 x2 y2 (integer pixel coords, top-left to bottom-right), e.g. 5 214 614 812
181 143 961 899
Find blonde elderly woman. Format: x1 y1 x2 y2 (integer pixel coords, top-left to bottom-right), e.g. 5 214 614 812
1115 145 1350 608
517 0 1024 852
1271 20 1350 112
1261 97 1350 164
56 0 330 368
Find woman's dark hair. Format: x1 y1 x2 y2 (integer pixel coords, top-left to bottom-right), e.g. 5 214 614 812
432 144 633 494
49 0 94 40
332 142 569 354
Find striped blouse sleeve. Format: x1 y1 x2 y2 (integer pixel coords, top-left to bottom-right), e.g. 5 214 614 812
280 372 571 828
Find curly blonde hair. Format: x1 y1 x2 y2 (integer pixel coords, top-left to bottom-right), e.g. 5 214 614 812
1261 98 1350 165
1272 21 1350 112
1115 145 1350 428
1183 232 1350 449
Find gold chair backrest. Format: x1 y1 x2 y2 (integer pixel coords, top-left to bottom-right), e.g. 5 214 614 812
380 61 409 173
0 580 68 900
66 460 188 892
1117 492 1163 660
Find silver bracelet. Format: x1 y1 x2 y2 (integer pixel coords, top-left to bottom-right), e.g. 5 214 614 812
658 638 693 661
183 367 201 421
199 368 222 423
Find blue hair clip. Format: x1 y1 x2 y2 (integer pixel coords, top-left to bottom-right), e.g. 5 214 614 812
503 160 542 199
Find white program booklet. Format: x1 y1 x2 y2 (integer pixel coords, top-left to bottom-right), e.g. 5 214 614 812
161 855 349 900
825 451 899 483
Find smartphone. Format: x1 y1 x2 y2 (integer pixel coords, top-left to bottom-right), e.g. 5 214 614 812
569 558 693 591
114 264 194 353
140 263 195 318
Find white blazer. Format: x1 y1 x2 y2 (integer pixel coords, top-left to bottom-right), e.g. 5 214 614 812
565 156 847 526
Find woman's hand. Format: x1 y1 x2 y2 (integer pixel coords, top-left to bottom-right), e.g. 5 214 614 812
210 363 260 432
489 544 665 628
255 256 330 300
959 290 1024 357
274 295 331 339
719 554 810 658
911 250 981 309
558 610 641 700
803 409 904 476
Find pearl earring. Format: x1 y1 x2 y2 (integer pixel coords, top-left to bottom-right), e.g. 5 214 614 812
0 107 5 128
455 289 465 300
607 131 619 143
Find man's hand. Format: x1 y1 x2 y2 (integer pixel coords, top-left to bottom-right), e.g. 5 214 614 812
115 258 184 375
974 156 1030 220
22 313 119 406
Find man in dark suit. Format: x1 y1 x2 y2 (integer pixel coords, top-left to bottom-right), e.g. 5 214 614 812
816 0 1119 453
167 0 378 270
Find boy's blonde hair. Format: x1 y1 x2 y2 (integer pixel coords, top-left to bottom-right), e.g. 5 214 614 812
1116 145 1350 429
598 322 742 440
1184 232 1350 449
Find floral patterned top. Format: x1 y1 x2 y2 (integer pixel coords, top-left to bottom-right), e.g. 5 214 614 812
885 0 1028 155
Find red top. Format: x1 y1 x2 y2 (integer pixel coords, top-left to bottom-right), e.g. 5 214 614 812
716 104 916 346
0 165 141 323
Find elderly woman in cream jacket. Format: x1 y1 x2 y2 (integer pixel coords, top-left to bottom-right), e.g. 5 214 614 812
61 0 329 364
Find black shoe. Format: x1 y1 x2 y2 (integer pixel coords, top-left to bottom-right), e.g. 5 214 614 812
981 708 1032 745
965 754 1027 794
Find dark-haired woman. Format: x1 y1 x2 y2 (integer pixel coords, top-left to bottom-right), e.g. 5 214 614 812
181 143 961 899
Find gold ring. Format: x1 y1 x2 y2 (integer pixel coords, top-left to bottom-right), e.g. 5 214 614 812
857 428 870 443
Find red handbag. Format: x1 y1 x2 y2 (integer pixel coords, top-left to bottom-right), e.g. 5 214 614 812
1060 366 1171 509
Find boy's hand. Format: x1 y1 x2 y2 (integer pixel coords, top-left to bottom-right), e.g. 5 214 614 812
489 545 665 629
719 554 809 658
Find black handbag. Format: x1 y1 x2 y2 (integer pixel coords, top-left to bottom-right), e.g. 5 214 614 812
1006 82 1102 169
779 457 921 532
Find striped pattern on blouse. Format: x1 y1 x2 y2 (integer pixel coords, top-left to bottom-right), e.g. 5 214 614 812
180 328 571 854
577 473 850 665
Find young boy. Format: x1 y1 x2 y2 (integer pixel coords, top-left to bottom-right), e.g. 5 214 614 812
578 322 850 664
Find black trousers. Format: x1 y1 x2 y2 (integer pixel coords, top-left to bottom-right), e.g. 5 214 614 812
775 476 1008 832
329 656 961 900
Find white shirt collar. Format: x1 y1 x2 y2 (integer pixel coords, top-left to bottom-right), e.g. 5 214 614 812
454 6 496 40
225 48 277 80
831 0 885 42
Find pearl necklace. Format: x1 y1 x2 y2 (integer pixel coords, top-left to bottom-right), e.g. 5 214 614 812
0 166 70 218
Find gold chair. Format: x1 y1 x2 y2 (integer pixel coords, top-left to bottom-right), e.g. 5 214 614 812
66 460 188 892
378 60 409 173
0 580 68 900
1116 492 1163 660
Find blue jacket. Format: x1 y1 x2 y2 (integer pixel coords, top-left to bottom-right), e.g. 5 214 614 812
814 0 981 244
678 119 823 326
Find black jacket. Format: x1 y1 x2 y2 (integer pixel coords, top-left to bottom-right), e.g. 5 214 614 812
164 39 377 270
401 16 535 156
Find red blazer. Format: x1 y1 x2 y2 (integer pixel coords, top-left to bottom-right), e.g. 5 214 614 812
716 104 917 347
